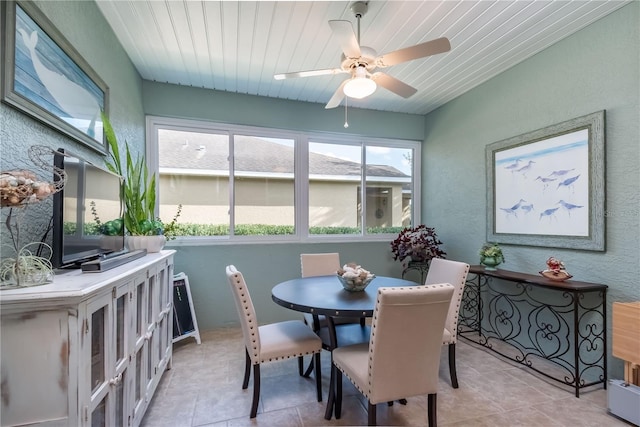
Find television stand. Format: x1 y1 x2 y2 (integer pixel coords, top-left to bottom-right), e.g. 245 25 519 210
81 249 147 272
0 250 174 426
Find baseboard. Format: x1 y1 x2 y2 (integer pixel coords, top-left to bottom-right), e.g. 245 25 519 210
608 379 640 426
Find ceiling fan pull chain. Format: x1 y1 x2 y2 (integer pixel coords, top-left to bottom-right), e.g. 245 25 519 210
344 97 349 128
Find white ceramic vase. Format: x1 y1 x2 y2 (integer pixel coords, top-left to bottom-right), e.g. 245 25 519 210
125 235 166 253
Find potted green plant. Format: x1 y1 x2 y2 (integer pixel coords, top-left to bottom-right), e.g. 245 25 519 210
390 225 446 265
478 242 504 270
102 115 180 252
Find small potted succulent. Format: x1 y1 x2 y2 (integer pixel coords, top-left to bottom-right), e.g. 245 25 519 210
390 225 446 265
479 243 504 270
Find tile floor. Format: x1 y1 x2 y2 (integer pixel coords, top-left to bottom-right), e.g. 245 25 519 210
142 327 632 427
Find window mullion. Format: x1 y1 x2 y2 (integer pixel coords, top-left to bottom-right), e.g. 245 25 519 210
296 135 309 238
229 133 235 237
360 142 366 235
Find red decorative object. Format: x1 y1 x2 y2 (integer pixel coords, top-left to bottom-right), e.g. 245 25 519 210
540 257 572 281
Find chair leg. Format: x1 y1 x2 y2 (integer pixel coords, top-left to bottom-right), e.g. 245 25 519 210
250 364 260 418
315 352 322 402
448 343 459 389
427 393 437 427
368 401 376 426
242 349 251 389
335 367 343 418
325 358 336 420
303 357 314 377
298 356 304 376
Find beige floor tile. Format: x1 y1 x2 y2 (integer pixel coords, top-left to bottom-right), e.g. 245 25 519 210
142 327 621 427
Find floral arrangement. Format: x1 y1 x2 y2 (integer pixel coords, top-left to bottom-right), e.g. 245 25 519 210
390 225 446 263
479 243 504 262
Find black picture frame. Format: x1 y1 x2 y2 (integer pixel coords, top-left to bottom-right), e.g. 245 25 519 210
486 111 605 251
1 0 109 154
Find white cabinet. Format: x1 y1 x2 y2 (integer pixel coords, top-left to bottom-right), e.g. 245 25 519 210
0 250 174 427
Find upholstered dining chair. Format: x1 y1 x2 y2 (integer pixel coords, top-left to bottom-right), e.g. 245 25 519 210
329 283 455 426
225 265 323 418
300 253 365 331
424 258 470 389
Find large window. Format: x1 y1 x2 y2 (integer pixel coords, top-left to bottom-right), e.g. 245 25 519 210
147 116 420 242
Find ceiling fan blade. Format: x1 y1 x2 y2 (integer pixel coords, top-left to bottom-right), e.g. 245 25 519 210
325 80 348 109
328 20 361 58
375 37 451 68
274 68 346 80
371 72 417 98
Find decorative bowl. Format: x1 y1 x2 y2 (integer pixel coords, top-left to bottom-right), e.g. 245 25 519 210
539 269 573 282
337 274 375 292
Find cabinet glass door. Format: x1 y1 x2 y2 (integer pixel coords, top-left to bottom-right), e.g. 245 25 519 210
146 273 157 392
85 292 112 426
113 282 131 426
91 396 106 427
91 306 106 393
132 273 149 425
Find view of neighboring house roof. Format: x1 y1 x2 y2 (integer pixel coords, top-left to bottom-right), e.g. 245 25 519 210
158 129 409 178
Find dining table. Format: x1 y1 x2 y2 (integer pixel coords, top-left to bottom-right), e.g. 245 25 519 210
271 274 418 419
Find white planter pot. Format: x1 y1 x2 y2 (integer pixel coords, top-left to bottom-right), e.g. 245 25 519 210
125 235 166 253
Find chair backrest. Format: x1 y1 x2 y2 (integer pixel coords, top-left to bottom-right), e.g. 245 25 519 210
367 284 454 404
300 253 340 277
226 265 260 363
425 258 470 339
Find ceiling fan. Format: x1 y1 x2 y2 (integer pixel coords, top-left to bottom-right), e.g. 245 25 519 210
274 1 451 109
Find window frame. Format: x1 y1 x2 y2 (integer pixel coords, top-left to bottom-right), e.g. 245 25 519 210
146 115 421 245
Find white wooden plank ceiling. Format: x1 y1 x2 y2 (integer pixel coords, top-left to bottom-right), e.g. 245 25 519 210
96 0 630 115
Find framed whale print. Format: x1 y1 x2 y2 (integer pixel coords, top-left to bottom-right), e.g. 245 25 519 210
1 0 109 153
486 111 605 251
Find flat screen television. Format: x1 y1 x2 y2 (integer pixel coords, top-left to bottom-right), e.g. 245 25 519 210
52 149 125 268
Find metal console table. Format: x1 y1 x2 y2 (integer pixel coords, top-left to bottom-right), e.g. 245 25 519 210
401 261 430 284
458 265 607 397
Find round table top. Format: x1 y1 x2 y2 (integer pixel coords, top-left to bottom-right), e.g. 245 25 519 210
271 275 418 317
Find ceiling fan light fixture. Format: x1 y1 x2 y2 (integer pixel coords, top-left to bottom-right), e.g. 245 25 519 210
343 68 377 99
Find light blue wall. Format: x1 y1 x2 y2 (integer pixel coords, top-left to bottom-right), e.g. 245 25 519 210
142 81 425 140
171 242 409 328
423 3 639 378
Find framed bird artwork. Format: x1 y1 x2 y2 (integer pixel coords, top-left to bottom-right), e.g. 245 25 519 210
485 110 605 251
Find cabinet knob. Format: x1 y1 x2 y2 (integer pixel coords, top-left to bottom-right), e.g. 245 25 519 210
109 373 123 386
